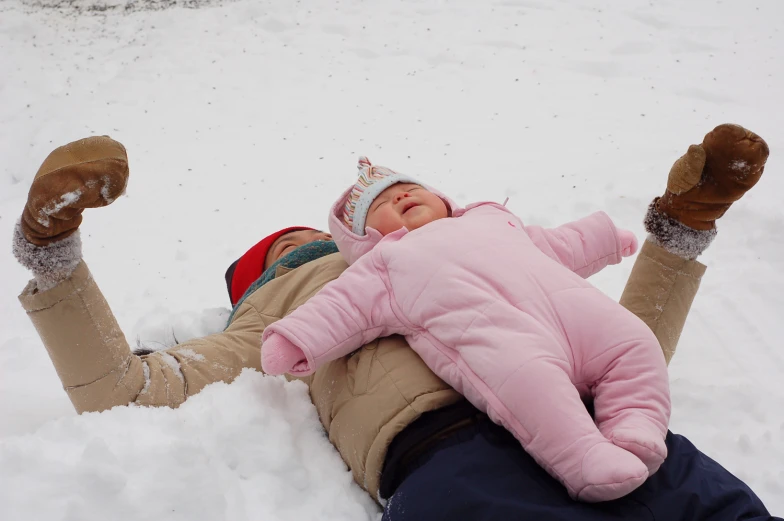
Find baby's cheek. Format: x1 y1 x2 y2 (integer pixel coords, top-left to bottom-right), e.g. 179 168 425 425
370 209 404 235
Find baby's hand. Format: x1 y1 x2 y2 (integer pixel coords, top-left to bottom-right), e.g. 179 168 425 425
261 332 313 376
618 229 639 257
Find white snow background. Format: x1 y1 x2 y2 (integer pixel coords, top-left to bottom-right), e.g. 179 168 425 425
1 0 783 519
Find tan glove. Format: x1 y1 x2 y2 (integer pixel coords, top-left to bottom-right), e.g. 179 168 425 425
655 124 769 231
21 136 129 246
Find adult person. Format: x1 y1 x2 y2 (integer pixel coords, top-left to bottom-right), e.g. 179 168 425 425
12 125 777 520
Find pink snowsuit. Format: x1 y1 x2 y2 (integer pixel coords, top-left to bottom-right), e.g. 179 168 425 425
262 188 671 502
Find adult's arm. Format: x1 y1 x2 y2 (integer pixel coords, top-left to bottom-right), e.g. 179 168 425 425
619 240 706 364
18 260 267 413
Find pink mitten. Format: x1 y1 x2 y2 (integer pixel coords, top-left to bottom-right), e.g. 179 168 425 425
261 332 313 376
617 229 639 257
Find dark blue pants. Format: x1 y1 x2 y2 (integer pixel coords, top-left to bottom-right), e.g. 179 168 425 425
382 418 779 521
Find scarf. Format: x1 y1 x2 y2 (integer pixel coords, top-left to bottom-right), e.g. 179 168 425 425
226 240 339 326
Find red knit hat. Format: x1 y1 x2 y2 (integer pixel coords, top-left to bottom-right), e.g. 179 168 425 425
225 227 315 306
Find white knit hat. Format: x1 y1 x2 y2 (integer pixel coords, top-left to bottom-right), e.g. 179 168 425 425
342 156 420 236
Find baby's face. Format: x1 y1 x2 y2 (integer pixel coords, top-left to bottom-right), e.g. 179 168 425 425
365 183 449 236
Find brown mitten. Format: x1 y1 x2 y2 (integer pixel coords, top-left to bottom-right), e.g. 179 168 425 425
645 124 769 259
21 136 129 246
656 124 768 230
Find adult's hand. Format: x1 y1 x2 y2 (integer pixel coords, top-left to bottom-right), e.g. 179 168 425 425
21 136 129 246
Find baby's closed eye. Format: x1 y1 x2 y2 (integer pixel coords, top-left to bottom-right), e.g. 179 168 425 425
371 199 389 210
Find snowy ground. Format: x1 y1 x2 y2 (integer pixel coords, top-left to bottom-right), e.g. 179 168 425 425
1 0 782 518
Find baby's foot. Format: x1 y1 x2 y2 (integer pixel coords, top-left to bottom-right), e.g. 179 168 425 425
577 442 649 502
609 428 667 475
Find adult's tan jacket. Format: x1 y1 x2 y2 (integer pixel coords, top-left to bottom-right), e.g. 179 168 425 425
18 240 706 501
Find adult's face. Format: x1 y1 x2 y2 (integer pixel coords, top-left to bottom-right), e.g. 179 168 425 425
264 229 332 270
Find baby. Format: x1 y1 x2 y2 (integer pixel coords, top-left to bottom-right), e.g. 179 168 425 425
261 157 670 502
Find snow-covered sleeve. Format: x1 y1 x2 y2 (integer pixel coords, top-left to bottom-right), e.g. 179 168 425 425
261 251 405 376
525 211 624 278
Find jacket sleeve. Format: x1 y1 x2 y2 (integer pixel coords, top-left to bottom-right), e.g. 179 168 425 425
525 211 623 278
262 251 405 376
18 260 266 413
619 240 706 365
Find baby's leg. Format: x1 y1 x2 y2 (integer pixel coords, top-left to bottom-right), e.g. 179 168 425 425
490 358 649 502
571 294 671 474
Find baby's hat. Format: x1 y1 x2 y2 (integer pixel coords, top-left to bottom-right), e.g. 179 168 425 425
342 156 420 236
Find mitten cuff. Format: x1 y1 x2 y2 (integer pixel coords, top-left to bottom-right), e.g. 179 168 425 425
644 198 716 260
12 219 83 292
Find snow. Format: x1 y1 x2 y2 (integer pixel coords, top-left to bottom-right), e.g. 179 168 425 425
0 370 379 521
175 348 207 362
38 189 82 226
1 0 782 518
159 351 185 382
140 360 151 395
730 159 752 178
133 307 230 351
